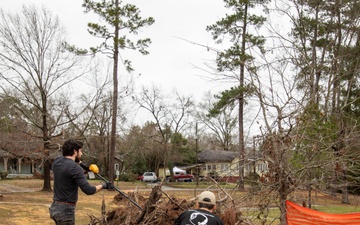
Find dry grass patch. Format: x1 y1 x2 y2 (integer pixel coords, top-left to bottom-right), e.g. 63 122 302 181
1 179 360 224
0 179 147 225
0 191 53 225
0 188 126 225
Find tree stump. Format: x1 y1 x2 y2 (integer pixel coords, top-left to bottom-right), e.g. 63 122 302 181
136 184 162 224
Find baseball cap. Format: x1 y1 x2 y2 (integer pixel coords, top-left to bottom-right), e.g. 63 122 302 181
197 191 216 205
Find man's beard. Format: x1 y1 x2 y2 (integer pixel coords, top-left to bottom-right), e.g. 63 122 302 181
75 155 81 163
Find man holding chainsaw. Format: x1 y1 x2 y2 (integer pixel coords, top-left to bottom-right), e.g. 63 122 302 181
49 139 111 225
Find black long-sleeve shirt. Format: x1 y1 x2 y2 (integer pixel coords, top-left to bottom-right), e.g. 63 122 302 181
52 156 96 203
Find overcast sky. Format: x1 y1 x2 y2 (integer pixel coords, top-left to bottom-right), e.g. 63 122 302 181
1 0 231 101
0 0 239 129
1 0 279 137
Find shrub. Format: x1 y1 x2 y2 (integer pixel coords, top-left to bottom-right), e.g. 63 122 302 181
118 173 137 182
0 171 8 179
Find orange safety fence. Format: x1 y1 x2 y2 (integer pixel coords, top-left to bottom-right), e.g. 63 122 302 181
286 200 360 225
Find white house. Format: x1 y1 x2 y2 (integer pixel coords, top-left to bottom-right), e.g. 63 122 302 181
197 150 268 182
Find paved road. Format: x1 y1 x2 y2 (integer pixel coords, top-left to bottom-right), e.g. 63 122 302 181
145 182 208 192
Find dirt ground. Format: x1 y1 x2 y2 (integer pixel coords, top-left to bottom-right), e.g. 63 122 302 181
85 182 360 225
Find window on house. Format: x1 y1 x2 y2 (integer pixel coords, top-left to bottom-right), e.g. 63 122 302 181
246 164 252 172
221 164 229 172
212 164 216 170
207 165 211 170
257 163 268 172
263 163 268 172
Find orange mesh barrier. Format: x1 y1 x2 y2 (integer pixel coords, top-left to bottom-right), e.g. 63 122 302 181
286 200 360 225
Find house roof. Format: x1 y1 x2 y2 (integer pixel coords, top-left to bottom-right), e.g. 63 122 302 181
197 150 239 163
0 132 62 160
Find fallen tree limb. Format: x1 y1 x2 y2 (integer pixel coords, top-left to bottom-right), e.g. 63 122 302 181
162 190 185 211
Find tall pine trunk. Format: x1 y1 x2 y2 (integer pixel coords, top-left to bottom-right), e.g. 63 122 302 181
109 0 120 183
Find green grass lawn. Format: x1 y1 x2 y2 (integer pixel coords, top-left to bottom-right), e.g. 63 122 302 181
315 204 360 214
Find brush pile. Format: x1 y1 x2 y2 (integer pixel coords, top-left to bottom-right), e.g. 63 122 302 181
87 182 251 225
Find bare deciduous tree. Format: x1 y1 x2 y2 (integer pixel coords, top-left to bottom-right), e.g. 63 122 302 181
196 91 238 151
0 5 91 191
135 85 194 181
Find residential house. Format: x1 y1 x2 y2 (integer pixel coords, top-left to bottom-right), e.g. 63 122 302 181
0 148 45 178
0 133 61 178
197 149 268 182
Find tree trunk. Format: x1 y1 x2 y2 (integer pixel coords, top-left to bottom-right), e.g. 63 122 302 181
237 2 248 190
341 168 350 204
330 171 337 197
168 161 175 182
109 0 120 183
41 99 51 191
279 193 287 225
342 185 350 204
42 158 52 191
307 184 312 208
163 141 169 181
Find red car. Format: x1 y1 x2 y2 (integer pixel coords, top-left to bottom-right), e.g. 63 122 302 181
137 175 144 181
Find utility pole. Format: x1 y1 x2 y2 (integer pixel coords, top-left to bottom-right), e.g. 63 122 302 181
194 123 199 197
195 123 199 187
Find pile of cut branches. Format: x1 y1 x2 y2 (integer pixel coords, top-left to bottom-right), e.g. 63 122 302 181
87 181 251 225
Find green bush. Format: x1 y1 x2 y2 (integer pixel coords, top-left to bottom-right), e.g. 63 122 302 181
245 172 261 192
246 172 260 182
0 171 8 179
118 173 137 182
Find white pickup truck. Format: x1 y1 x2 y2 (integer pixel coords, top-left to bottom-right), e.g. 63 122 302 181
167 171 194 182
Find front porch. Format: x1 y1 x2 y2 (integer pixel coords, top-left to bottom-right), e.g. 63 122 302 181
0 149 43 179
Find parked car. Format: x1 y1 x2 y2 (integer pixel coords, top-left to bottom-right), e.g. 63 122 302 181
166 171 194 182
142 172 157 182
136 175 144 181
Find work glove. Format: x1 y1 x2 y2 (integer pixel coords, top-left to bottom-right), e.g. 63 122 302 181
79 162 90 171
102 181 113 190
89 164 99 174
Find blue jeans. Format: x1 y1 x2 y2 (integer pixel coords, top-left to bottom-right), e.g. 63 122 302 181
49 201 76 225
